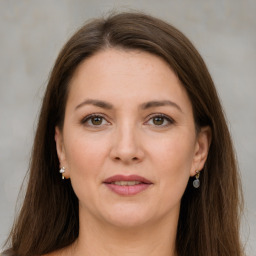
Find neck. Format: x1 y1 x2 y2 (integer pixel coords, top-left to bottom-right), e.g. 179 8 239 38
70 207 179 256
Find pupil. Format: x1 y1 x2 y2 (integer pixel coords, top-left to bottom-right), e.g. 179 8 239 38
153 117 164 125
92 117 102 125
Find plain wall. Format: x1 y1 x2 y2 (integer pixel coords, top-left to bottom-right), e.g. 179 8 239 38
0 0 255 254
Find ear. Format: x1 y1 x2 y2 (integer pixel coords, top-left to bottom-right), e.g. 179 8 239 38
55 126 70 178
190 126 212 176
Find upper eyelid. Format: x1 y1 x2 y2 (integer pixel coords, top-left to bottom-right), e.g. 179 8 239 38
81 113 110 124
145 113 175 122
80 112 175 124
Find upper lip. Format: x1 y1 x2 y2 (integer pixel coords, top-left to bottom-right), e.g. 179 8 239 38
103 175 153 184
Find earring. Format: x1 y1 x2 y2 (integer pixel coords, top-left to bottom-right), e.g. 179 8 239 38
193 170 200 188
59 167 65 180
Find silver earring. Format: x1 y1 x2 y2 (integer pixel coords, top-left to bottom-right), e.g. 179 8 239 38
59 167 65 180
193 170 200 188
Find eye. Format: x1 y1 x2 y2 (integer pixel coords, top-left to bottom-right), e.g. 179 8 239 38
81 114 110 127
152 116 166 126
145 114 174 127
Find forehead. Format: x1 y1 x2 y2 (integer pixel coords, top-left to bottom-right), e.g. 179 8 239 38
72 48 174 80
67 48 192 111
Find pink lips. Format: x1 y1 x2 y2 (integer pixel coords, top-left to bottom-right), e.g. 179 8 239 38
103 175 153 196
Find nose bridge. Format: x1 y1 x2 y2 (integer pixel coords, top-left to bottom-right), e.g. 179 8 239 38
111 118 143 163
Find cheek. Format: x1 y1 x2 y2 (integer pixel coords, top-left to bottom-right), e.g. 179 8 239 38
151 130 195 170
149 131 195 195
63 134 110 206
64 133 109 179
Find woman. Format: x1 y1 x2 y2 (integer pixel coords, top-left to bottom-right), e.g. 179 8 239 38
3 12 244 256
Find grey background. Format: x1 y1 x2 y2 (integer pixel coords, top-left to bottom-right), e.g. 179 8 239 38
0 0 255 254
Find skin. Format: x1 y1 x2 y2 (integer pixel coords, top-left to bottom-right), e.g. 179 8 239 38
53 48 211 256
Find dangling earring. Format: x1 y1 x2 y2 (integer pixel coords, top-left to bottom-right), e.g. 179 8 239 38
59 167 65 180
193 170 200 188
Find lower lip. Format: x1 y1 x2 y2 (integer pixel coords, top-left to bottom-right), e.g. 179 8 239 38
104 183 152 196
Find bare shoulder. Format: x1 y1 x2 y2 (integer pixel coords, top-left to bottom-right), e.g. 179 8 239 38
42 247 68 256
42 253 58 256
42 251 61 256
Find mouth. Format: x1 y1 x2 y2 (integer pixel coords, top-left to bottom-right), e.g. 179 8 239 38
109 181 143 186
103 175 153 196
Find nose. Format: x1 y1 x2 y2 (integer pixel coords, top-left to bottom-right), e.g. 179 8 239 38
110 123 145 164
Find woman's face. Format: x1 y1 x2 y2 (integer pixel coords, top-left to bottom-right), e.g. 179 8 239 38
55 49 210 228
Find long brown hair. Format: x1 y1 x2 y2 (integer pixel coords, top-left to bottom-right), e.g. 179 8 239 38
4 12 244 256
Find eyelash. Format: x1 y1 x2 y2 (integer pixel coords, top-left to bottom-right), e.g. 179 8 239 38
80 113 175 128
145 113 175 127
81 113 110 127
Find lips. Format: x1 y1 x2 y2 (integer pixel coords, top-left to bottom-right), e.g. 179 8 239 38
103 175 153 196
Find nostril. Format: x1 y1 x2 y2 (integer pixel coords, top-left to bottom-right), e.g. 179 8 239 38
113 156 139 162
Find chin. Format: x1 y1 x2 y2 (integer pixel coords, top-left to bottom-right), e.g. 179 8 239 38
101 204 156 229
107 216 151 229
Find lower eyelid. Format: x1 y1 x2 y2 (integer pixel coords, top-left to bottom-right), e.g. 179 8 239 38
81 114 108 125
80 114 174 127
146 114 174 125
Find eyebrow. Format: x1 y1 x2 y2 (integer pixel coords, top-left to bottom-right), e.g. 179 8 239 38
75 99 113 110
140 100 182 112
75 99 182 112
